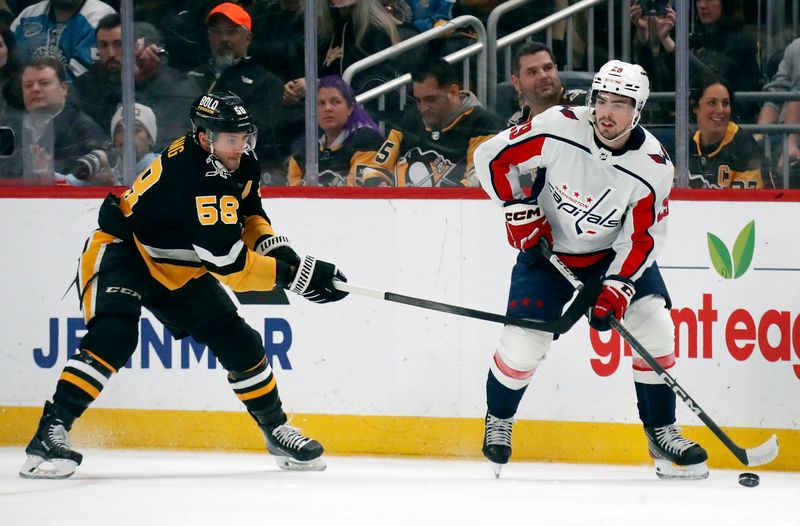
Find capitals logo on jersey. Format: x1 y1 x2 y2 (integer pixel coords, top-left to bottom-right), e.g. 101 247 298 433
560 107 578 120
648 145 670 166
548 182 620 235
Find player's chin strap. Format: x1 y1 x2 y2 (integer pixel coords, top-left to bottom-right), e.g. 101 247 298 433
538 238 779 467
331 278 600 335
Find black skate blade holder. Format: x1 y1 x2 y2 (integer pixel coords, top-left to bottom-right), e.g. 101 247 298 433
539 239 779 467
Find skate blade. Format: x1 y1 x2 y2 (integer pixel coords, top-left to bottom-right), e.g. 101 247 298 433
274 455 326 472
654 459 709 480
19 455 77 479
489 462 503 479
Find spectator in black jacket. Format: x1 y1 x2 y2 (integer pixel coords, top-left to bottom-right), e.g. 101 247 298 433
189 2 286 177
0 56 107 183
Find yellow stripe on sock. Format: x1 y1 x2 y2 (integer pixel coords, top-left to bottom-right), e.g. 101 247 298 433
236 377 276 401
59 371 100 399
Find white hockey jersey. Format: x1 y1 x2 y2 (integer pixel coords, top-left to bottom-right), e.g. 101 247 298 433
474 105 673 282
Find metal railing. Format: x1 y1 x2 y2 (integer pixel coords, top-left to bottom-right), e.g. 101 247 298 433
342 15 488 106
648 91 800 188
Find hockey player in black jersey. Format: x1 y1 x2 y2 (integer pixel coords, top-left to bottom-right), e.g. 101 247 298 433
20 91 348 479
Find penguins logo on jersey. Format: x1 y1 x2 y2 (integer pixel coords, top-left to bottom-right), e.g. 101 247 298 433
397 147 456 187
204 155 231 179
318 169 347 187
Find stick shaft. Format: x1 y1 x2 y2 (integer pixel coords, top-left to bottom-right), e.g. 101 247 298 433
333 280 585 334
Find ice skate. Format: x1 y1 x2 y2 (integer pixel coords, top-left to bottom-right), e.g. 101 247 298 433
482 413 514 478
645 424 708 480
263 423 326 471
19 402 82 479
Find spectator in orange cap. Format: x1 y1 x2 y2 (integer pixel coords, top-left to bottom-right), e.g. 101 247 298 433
189 2 288 183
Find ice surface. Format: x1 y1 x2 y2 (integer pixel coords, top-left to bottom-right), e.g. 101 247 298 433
1 447 798 526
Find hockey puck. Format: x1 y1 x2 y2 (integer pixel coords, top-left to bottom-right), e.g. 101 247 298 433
738 472 760 487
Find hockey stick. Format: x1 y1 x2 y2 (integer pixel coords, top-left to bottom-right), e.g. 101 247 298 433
539 240 778 467
332 279 601 335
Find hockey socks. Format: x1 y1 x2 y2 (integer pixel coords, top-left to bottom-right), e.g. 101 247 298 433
486 370 528 420
53 349 117 419
634 381 676 428
228 356 284 425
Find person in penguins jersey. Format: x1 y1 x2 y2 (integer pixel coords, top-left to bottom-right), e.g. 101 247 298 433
19 91 348 479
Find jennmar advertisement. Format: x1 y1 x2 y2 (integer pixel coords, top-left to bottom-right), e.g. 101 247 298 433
1 196 797 433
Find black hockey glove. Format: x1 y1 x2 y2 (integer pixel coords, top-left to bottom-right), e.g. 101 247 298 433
287 255 349 304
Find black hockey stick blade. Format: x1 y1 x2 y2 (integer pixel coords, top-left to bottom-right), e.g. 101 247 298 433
540 240 779 467
332 280 599 334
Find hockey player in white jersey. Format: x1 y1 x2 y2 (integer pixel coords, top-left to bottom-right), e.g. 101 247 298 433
473 60 708 479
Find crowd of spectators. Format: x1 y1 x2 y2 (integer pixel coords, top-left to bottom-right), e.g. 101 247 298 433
0 0 795 188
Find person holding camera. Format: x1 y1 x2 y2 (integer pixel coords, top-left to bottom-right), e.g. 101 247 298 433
0 55 108 183
72 14 201 154
631 0 762 122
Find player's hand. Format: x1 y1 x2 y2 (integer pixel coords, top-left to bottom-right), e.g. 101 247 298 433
590 276 635 331
503 199 552 251
288 255 349 303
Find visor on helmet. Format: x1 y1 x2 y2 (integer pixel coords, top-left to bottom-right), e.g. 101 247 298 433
206 128 257 155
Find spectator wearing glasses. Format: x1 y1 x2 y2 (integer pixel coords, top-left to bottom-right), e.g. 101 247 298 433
189 2 287 181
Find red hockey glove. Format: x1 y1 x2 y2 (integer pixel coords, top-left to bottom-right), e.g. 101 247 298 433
503 200 552 251
590 276 635 331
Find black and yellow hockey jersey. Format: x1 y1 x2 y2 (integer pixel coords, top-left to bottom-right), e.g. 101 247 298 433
116 134 279 292
362 93 504 187
287 127 384 186
688 122 772 189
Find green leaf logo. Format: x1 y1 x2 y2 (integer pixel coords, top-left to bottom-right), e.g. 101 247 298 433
707 221 755 279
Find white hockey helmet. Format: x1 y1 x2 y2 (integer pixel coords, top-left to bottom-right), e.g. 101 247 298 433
588 60 650 127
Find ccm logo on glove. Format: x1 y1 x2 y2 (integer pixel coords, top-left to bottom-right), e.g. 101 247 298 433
503 200 553 251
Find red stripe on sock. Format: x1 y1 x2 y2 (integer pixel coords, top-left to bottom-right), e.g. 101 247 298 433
632 353 676 372
493 352 534 380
